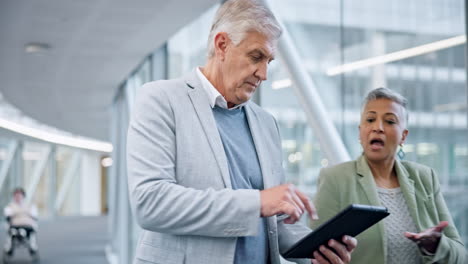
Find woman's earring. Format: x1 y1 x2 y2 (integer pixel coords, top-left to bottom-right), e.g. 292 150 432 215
397 144 406 160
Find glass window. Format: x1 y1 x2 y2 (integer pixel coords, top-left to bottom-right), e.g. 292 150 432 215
163 0 468 247
268 0 467 245
167 5 219 78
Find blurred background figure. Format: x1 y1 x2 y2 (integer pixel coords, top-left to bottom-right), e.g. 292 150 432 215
3 187 39 259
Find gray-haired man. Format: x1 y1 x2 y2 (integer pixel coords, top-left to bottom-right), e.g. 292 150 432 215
127 1 357 263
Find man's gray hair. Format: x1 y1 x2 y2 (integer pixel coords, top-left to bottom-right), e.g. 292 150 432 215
362 87 409 126
207 0 282 58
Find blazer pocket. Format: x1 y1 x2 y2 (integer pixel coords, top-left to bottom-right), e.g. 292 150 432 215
135 242 185 264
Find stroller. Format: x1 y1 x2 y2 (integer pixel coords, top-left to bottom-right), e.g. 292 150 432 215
2 216 39 263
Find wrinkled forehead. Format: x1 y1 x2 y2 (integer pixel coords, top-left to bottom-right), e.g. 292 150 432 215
243 31 278 57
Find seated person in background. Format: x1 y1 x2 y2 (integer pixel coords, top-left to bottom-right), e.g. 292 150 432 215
3 187 39 255
312 87 466 264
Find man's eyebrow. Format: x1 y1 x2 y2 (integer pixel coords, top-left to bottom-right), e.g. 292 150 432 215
248 49 265 56
249 49 274 60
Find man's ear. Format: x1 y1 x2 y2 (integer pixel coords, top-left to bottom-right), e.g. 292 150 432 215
214 32 230 60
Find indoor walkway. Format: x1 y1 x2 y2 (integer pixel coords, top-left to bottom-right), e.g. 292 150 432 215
0 216 108 264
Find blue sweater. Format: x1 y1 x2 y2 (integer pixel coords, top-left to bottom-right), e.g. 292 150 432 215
213 106 268 264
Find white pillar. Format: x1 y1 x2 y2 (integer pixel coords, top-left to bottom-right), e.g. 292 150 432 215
55 152 81 213
274 17 351 164
12 141 23 188
0 141 18 192
25 146 52 205
80 151 102 215
48 146 57 218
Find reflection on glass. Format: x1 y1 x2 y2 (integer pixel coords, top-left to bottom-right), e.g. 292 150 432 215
268 0 467 246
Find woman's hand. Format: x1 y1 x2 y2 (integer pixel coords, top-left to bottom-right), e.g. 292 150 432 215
404 221 448 254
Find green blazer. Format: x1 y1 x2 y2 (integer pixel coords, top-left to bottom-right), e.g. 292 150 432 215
311 155 466 264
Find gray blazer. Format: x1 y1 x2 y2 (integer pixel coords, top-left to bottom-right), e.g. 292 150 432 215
127 69 310 264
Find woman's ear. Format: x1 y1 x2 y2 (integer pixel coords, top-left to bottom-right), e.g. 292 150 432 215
213 32 230 61
401 129 409 144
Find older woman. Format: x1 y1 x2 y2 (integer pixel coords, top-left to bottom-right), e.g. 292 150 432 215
312 88 466 264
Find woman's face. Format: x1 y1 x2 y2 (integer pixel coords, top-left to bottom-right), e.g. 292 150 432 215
359 98 408 164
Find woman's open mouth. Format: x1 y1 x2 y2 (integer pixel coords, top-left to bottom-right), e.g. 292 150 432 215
370 138 384 150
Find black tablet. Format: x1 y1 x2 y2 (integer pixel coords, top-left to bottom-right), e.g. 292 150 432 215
283 204 389 259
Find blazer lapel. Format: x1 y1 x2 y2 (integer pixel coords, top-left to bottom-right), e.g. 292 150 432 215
356 155 382 205
185 71 232 188
394 160 420 230
356 155 387 260
244 104 271 189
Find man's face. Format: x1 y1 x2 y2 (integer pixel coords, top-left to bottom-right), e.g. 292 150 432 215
218 31 276 106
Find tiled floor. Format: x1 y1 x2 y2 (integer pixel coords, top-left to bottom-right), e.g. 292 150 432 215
0 216 108 264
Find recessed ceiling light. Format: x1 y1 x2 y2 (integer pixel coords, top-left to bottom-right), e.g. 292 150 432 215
24 42 51 53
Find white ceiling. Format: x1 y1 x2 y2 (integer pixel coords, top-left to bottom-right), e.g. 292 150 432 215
0 0 218 140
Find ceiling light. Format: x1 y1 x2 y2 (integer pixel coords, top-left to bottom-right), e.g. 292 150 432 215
24 42 51 53
327 35 466 76
0 117 113 153
101 157 113 167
